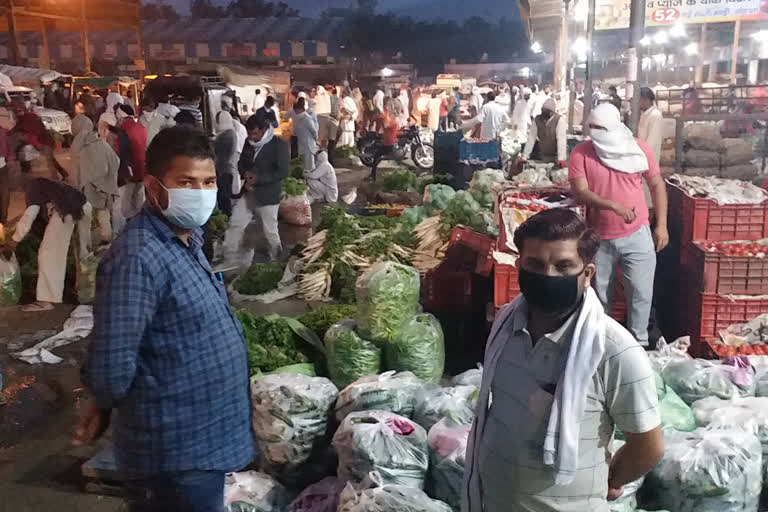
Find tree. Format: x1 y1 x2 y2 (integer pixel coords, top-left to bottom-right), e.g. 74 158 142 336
226 0 298 17
142 2 180 19
190 0 226 18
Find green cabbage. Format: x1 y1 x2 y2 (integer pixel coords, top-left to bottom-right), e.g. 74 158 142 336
386 313 445 384
325 319 382 389
423 184 456 213
356 262 420 343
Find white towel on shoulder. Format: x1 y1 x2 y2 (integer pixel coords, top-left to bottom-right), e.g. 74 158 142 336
543 286 606 484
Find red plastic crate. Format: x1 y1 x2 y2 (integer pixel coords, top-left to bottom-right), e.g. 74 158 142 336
422 267 473 312
699 338 768 359
494 262 521 308
449 226 495 277
686 243 768 295
667 182 768 243
688 293 768 344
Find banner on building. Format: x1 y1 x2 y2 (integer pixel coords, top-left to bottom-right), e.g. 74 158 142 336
595 0 768 30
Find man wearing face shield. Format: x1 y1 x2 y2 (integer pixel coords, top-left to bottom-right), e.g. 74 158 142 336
78 126 253 511
463 208 663 512
568 103 669 347
520 97 567 167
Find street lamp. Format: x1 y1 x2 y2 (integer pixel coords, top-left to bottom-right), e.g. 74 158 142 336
653 30 668 45
684 42 698 56
670 23 687 39
381 67 393 77
530 41 542 53
639 36 651 46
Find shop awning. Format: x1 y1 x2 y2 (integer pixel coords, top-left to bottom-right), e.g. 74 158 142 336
0 64 67 84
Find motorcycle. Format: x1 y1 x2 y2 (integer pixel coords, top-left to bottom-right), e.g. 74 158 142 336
357 125 435 170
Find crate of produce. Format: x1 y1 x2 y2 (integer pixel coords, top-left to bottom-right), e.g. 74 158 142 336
686 241 768 295
687 292 768 345
459 138 499 164
667 182 768 244
422 267 473 313
450 226 495 276
496 188 583 253
494 262 520 308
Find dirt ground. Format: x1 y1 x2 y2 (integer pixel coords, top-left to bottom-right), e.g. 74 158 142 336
0 151 379 510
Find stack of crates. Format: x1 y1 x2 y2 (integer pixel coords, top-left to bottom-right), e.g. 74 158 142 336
666 182 768 357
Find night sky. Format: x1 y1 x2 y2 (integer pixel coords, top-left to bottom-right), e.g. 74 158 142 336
167 0 521 21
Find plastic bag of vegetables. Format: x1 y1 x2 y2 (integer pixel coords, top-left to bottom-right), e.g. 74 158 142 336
451 367 483 388
400 206 428 227
423 184 456 213
643 428 762 512
468 169 506 209
335 371 423 422
356 262 420 343
385 313 445 384
280 177 312 226
413 385 477 432
656 372 696 433
426 417 472 511
287 477 344 512
224 471 294 512
325 320 382 389
338 471 451 512
299 304 358 340
250 374 339 481
333 410 429 489
692 396 768 482
441 191 496 237
0 254 21 306
661 359 755 405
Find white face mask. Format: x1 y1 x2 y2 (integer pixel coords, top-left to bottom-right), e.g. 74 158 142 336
161 187 218 229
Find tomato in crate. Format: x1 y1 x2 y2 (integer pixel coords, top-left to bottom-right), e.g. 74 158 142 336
687 241 768 295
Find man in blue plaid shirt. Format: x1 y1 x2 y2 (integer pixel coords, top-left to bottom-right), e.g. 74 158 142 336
77 126 253 511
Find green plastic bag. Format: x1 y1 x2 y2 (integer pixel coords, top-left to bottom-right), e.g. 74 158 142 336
325 319 382 389
386 313 446 384
659 382 696 433
400 206 428 227
356 262 420 343
423 184 456 213
0 254 21 306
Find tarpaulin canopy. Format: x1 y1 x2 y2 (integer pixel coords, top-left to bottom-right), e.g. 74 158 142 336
0 64 67 84
73 76 137 88
217 65 291 94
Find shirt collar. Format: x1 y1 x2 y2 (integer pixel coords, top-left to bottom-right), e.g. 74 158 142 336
511 297 583 345
143 205 204 248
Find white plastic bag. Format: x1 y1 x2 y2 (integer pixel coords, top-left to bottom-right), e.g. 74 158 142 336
413 385 477 431
426 417 472 511
661 358 755 405
335 371 423 422
333 410 429 489
608 440 644 512
18 144 40 162
644 428 762 512
0 253 21 306
279 193 312 226
450 367 482 388
250 374 338 480
337 471 451 512
224 471 294 512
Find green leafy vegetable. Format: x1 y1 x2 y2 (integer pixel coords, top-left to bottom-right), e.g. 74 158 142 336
356 262 421 343
298 304 358 339
235 310 319 376
282 176 308 197
330 263 357 304
290 157 305 179
386 313 445 384
334 145 359 160
0 255 21 306
207 209 228 242
235 262 286 295
423 184 456 213
440 191 496 237
324 319 382 389
381 168 419 192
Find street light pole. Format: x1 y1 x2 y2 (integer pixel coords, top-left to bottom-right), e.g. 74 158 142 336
628 0 646 134
583 0 596 123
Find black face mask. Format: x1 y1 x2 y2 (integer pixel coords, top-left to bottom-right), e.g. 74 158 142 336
518 267 586 313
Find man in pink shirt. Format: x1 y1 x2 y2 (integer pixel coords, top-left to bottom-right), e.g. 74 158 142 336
569 103 668 346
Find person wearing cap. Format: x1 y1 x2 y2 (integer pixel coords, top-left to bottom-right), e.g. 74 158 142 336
637 87 664 163
521 97 567 167
568 103 668 347
511 87 532 141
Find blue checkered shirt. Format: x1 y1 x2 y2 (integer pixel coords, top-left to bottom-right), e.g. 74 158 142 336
82 207 254 476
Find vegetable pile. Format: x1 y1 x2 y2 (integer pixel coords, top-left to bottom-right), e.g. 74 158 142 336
235 310 319 376
382 169 420 192
325 319 382 389
207 209 229 242
290 157 305 179
298 304 358 339
697 240 768 257
386 313 445 384
282 176 308 197
235 262 287 296
356 262 421 343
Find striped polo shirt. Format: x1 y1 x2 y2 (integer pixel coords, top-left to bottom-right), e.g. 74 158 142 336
478 302 659 512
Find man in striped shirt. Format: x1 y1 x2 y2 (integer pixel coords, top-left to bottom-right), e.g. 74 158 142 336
463 208 663 512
